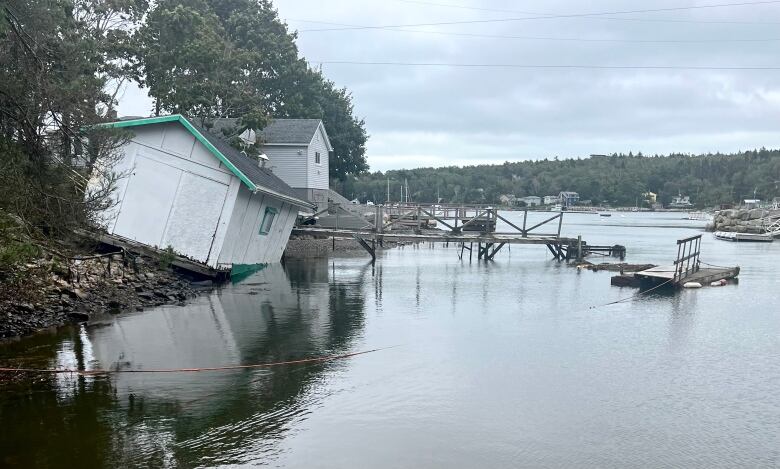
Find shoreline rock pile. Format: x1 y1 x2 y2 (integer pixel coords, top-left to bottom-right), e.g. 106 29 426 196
710 208 780 234
1 252 206 339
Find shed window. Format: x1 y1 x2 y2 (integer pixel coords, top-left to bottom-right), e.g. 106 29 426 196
259 207 278 235
315 151 321 164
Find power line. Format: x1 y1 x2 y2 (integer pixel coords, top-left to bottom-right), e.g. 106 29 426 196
298 0 780 32
288 18 780 43
313 60 780 70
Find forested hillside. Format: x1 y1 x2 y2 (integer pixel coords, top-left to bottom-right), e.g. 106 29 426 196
342 149 780 208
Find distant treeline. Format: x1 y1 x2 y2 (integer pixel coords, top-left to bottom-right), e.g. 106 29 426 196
339 149 780 208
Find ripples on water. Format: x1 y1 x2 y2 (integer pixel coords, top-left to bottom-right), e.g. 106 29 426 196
1 212 779 468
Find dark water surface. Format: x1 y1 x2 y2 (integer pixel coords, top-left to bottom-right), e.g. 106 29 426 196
1 212 779 468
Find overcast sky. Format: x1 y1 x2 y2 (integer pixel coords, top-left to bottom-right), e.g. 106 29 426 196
118 0 780 172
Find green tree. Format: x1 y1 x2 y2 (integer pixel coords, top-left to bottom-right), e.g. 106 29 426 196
135 0 369 178
1 0 136 231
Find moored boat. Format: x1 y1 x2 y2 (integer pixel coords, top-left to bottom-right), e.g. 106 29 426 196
714 231 774 242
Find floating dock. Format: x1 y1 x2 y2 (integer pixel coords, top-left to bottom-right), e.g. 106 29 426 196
619 234 739 289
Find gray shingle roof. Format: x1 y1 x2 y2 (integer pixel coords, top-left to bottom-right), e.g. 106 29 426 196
190 121 312 208
210 118 322 145
257 119 322 145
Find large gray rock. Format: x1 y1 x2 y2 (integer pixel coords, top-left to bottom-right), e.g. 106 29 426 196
748 209 765 220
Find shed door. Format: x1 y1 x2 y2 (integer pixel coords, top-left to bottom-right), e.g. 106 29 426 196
113 154 180 247
162 173 229 262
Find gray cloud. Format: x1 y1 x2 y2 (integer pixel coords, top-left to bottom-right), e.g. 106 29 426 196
119 0 780 171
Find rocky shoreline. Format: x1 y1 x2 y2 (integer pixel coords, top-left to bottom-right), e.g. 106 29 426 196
710 208 780 234
0 251 210 340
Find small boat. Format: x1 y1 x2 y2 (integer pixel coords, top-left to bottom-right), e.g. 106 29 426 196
599 213 612 217
714 231 774 242
549 204 563 212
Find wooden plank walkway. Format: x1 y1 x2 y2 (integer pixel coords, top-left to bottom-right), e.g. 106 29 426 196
292 227 577 245
295 204 625 263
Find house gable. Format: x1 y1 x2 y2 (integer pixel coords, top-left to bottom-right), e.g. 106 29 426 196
308 121 333 152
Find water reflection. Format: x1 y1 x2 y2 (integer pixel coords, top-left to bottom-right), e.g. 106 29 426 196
0 259 367 468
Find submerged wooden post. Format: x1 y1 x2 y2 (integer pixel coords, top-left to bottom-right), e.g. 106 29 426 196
577 235 582 261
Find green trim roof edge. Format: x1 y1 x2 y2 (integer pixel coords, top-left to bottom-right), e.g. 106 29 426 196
97 114 258 192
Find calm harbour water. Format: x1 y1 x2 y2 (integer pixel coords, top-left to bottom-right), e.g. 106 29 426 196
1 212 779 468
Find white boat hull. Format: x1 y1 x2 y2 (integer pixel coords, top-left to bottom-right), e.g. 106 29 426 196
714 231 774 242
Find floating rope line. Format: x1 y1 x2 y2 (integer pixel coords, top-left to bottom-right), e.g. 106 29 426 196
699 260 732 269
597 278 675 307
0 346 395 376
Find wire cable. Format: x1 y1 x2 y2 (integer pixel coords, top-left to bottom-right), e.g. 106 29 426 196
299 0 780 32
312 61 780 71
288 18 780 43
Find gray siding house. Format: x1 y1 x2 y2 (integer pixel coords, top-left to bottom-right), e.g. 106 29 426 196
213 118 334 209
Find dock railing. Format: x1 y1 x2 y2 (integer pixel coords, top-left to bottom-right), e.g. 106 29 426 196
377 203 564 239
673 234 702 283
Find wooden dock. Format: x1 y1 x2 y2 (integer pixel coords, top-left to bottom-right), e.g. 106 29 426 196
634 266 740 286
295 204 624 263
630 234 739 288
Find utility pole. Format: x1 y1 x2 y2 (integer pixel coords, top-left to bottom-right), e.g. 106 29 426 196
386 177 390 204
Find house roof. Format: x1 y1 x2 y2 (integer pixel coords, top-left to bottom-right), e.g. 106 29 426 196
258 119 325 146
209 118 331 149
97 115 313 209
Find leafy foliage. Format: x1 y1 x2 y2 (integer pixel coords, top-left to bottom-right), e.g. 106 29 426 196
344 150 780 208
136 0 368 179
1 0 132 236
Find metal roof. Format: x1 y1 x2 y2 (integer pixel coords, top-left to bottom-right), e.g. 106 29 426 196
97 115 313 209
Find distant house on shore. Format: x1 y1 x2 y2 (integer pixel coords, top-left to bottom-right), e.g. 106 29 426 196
519 196 541 207
559 191 579 207
669 195 693 209
543 195 559 205
91 115 313 274
743 199 761 209
212 118 333 209
499 194 517 206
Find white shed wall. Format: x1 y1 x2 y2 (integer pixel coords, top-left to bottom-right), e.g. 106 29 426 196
95 122 300 269
102 125 236 263
217 186 299 266
263 146 308 188
307 125 330 191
